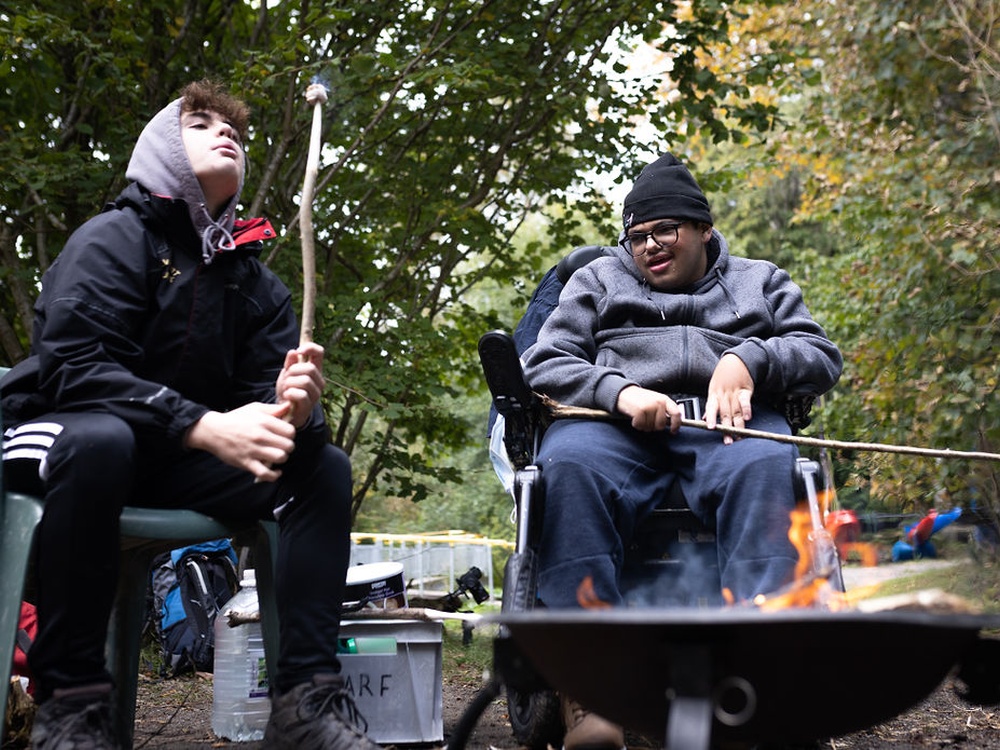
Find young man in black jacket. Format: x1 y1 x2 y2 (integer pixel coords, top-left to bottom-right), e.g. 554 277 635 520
1 80 378 750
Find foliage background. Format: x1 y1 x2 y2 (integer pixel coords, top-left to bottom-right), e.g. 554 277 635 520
2 0 998 537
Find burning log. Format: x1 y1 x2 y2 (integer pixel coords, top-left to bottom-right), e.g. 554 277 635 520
856 588 981 616
745 567 847 611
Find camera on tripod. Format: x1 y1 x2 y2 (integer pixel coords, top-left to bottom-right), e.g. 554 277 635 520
442 566 490 611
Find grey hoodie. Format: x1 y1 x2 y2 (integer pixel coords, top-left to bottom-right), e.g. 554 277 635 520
522 229 842 414
125 98 242 264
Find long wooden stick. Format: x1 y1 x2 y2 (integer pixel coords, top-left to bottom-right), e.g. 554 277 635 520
541 396 1000 463
226 606 484 626
254 83 331 483
298 82 327 346
263 82 327 446
342 607 484 624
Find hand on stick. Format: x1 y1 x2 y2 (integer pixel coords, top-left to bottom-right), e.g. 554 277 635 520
276 342 326 429
616 385 684 433
705 353 755 445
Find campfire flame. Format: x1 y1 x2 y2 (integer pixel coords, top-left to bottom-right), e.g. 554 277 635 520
753 488 878 611
750 502 841 610
577 576 613 609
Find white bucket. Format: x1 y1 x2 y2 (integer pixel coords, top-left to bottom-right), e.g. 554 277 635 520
344 562 407 610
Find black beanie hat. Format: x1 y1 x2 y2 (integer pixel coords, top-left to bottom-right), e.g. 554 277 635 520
622 153 713 230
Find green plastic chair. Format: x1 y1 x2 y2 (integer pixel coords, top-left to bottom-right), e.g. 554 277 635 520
0 367 281 747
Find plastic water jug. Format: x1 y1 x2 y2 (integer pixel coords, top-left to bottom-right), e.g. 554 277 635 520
211 569 270 741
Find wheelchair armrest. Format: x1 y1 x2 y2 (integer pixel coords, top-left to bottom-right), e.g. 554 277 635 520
793 457 822 499
782 392 816 433
479 331 541 470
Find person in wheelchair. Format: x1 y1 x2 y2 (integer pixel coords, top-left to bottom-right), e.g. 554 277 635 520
520 153 843 749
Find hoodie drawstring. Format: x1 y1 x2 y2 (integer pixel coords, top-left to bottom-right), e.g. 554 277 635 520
715 268 742 319
198 204 236 265
643 277 740 320
640 280 667 320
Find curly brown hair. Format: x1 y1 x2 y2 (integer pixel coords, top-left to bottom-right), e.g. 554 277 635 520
179 80 250 141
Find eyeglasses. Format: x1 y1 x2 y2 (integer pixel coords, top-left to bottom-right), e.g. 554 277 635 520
621 222 687 257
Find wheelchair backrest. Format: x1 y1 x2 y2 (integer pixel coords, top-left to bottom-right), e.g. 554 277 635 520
486 245 616 438
513 245 616 358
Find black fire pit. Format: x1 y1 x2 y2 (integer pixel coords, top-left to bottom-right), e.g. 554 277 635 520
478 608 1000 749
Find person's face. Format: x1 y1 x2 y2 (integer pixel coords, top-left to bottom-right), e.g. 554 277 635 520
625 218 712 290
180 109 244 216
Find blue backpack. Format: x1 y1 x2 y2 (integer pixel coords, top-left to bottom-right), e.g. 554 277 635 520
149 539 238 676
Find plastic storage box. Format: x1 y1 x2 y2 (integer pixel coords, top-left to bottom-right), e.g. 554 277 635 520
338 618 443 744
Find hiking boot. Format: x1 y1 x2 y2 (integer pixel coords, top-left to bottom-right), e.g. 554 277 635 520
263 674 379 750
561 694 625 750
31 683 119 750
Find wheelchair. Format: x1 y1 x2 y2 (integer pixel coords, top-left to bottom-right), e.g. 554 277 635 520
477 246 837 749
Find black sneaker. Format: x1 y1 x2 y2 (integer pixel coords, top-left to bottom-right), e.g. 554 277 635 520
263 674 379 749
31 683 119 750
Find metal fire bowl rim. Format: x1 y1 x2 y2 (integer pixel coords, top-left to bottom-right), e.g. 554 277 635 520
490 605 1000 631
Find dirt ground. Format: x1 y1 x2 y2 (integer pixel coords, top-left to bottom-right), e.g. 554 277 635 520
127 669 1000 750
129 667 512 749
9 560 1000 749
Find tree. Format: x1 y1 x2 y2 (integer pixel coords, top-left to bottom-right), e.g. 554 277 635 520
1 0 792 519
747 0 1000 512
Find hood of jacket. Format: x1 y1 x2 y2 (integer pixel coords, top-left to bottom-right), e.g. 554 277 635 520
110 182 274 262
125 97 243 265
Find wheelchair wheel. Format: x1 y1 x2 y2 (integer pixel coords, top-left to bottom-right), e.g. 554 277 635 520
506 683 563 750
501 551 562 749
